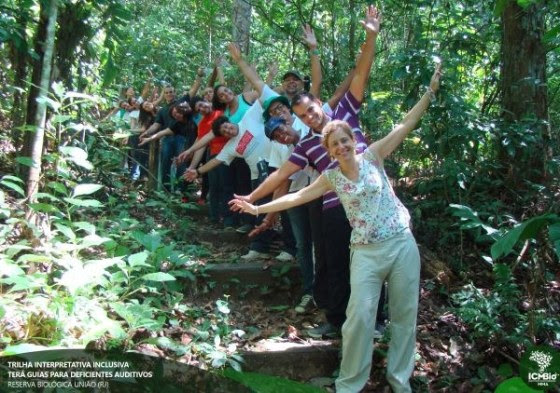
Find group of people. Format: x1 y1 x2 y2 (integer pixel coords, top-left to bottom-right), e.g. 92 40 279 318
112 6 442 392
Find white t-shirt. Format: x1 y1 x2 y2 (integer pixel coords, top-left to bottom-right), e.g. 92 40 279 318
217 100 271 180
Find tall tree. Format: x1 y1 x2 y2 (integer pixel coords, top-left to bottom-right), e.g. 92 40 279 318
26 0 58 206
21 4 49 163
500 0 550 178
232 0 252 54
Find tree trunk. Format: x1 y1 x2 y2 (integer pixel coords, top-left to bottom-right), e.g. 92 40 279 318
21 7 49 169
26 0 58 206
500 1 550 179
232 0 252 55
501 1 548 122
55 3 92 90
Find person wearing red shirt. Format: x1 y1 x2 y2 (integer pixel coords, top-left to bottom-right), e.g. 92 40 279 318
179 98 234 227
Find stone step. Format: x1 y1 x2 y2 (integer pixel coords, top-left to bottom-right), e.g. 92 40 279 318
241 339 340 381
185 262 302 303
193 229 287 254
194 229 250 245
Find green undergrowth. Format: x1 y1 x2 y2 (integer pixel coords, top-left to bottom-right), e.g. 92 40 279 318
0 142 244 371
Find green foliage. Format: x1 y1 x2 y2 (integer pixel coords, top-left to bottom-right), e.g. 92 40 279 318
495 377 540 393
491 213 560 260
0 92 243 369
452 264 530 347
0 175 25 197
450 205 560 347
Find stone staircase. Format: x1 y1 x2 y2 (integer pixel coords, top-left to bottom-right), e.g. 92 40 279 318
182 206 340 384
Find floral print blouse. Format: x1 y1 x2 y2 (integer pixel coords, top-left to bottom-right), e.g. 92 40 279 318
323 147 410 245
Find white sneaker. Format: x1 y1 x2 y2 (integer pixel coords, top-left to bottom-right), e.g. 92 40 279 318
275 251 295 262
295 294 314 314
240 250 270 260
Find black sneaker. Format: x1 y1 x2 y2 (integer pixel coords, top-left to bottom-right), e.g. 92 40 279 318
307 322 340 339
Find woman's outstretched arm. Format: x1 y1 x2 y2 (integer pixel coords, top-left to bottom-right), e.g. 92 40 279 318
230 174 332 215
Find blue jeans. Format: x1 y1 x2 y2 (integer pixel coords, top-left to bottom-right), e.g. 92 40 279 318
207 154 235 226
160 135 186 191
287 201 315 295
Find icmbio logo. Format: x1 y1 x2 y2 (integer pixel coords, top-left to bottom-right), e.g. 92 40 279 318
520 346 560 390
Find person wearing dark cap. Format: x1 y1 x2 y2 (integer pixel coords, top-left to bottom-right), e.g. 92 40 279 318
264 117 301 146
280 70 305 101
277 24 322 101
263 116 319 313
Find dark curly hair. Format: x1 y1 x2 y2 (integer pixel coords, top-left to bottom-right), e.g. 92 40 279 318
211 116 231 137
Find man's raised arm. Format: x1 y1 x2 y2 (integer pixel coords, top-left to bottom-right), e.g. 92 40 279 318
349 5 381 102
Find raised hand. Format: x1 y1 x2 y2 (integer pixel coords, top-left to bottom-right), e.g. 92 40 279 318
429 62 443 93
302 24 317 50
229 198 257 215
361 5 381 35
183 168 198 182
228 42 242 63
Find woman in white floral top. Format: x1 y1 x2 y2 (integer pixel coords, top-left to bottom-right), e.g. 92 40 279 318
231 64 442 393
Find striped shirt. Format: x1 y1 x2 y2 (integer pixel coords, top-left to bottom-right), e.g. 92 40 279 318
288 91 367 209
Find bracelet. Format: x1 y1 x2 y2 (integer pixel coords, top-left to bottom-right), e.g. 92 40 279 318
309 48 320 56
426 87 437 103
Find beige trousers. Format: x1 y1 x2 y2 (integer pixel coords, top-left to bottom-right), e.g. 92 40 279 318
335 230 420 393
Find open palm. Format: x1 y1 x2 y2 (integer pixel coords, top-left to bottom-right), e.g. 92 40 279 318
361 5 381 35
302 24 317 49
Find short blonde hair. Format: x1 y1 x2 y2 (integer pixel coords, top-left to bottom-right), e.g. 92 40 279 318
322 120 354 149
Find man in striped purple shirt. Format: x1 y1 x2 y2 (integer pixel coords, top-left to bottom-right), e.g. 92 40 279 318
232 7 381 338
